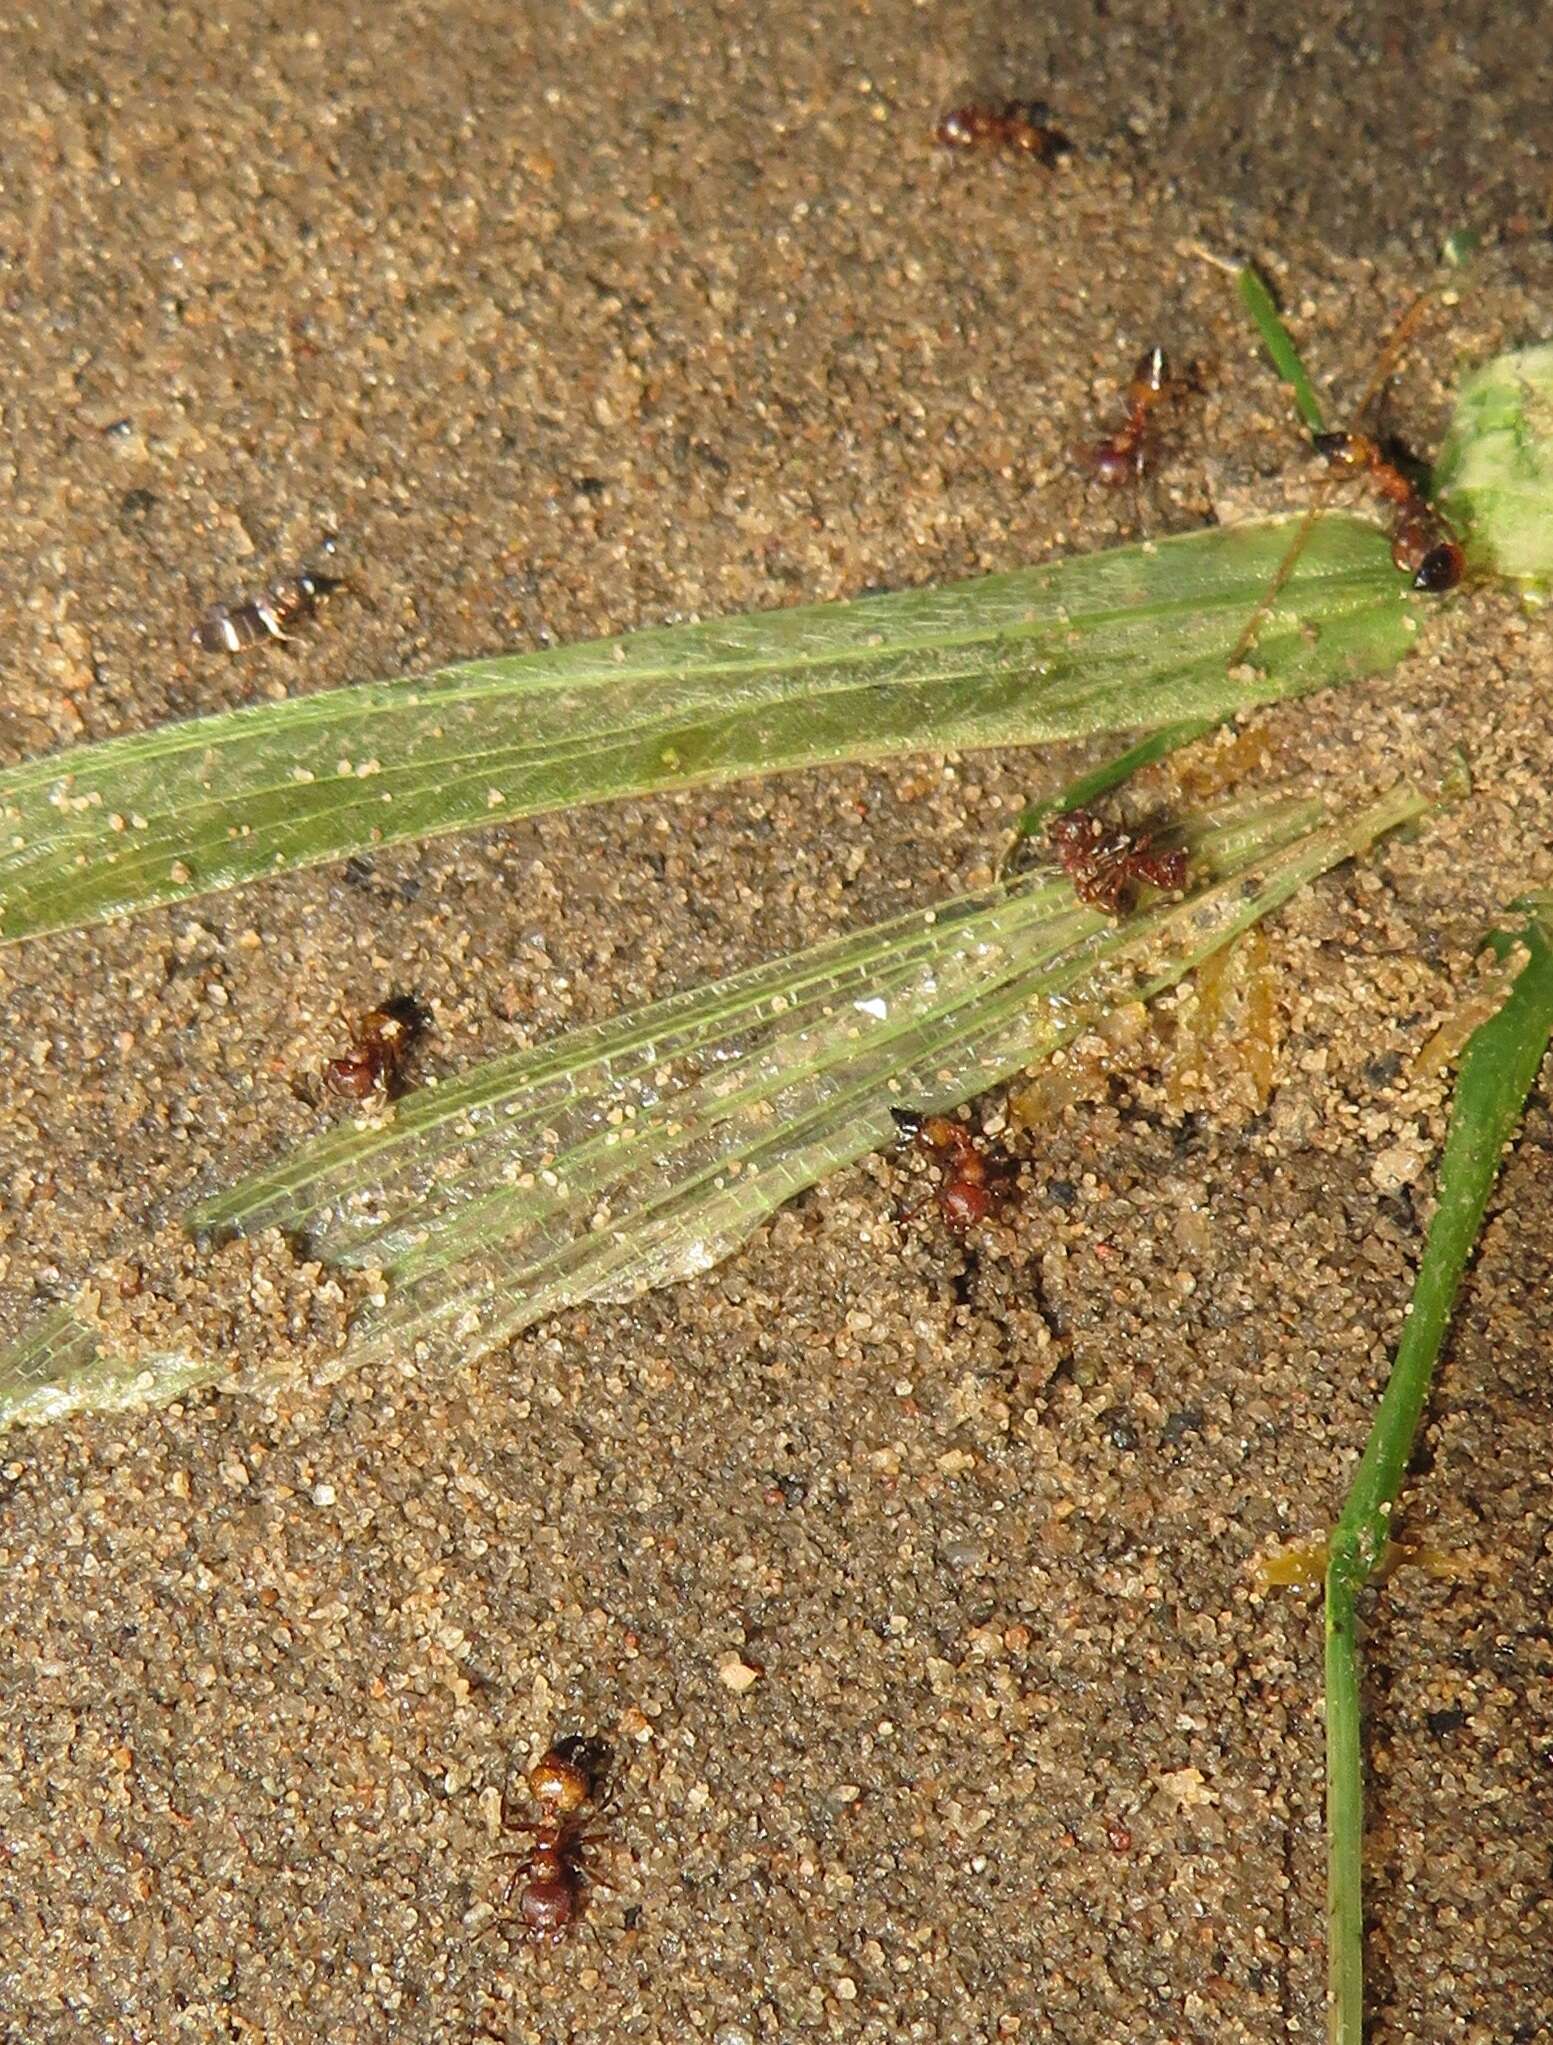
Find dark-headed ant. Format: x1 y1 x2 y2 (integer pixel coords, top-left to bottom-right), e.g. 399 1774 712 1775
1230 291 1464 666
1047 808 1188 915
1085 347 1196 488
193 539 344 655
935 101 1070 167
1309 430 1464 591
495 1740 614 1946
322 995 427 1101
890 1108 1016 1231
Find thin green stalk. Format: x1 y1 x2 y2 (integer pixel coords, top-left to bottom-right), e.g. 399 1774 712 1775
1007 716 1218 847
1238 266 1326 438
1323 908 1553 2044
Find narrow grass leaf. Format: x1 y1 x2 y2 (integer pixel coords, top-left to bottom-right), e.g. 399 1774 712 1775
0 1302 214 1430
1237 265 1327 437
0 518 1408 946
0 774 1436 1432
1323 906 1553 2043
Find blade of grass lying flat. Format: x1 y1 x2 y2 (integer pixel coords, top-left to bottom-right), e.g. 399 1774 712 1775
191 796 1315 1261
0 1302 215 1427
1323 908 1553 2045
1237 265 1327 438
0 777 1444 1431
201 778 1428 1381
0 516 1408 946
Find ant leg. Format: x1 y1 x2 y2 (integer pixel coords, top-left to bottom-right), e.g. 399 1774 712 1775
496 1754 528 1835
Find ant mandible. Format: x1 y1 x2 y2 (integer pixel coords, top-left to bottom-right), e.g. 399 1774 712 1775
494 1741 614 1946
890 1108 1016 1231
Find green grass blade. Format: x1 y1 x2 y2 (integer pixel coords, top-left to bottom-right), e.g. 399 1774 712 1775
1009 716 1219 843
1323 907 1553 2044
0 517 1408 946
323 786 1426 1386
0 1302 210 1431
0 774 1438 1432
191 796 1323 1264
1237 266 1327 437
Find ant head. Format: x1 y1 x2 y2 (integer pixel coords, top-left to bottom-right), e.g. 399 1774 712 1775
551 1731 613 1782
1312 430 1362 469
529 1749 592 1813
377 992 431 1038
1047 808 1103 846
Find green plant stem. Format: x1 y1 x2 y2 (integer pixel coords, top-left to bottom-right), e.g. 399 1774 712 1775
1238 266 1326 438
1323 909 1553 2044
1008 716 1218 845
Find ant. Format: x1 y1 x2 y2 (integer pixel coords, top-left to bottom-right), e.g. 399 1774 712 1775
1308 429 1464 591
935 101 1070 167
322 994 427 1101
1230 292 1464 666
890 1108 1016 1231
494 1740 614 1946
1085 347 1196 488
192 538 344 655
1046 807 1188 915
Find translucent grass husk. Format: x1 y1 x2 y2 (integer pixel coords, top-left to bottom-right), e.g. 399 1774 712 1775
0 776 1437 1429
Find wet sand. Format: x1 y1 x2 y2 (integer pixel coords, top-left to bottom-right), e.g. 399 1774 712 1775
1 4 1550 2040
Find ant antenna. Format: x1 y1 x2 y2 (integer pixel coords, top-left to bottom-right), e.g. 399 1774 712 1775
1348 291 1434 434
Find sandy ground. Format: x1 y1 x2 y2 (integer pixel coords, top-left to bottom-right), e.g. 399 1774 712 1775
1 3 1551 2040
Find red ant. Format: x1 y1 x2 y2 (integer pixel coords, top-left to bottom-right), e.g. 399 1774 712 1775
1085 347 1197 488
1046 808 1188 915
494 1741 614 1946
1072 347 1204 550
1308 429 1464 591
890 1108 1016 1231
322 994 426 1101
935 101 1070 167
1230 291 1464 666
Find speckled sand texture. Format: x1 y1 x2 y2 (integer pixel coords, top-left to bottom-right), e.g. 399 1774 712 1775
1 4 1551 2041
